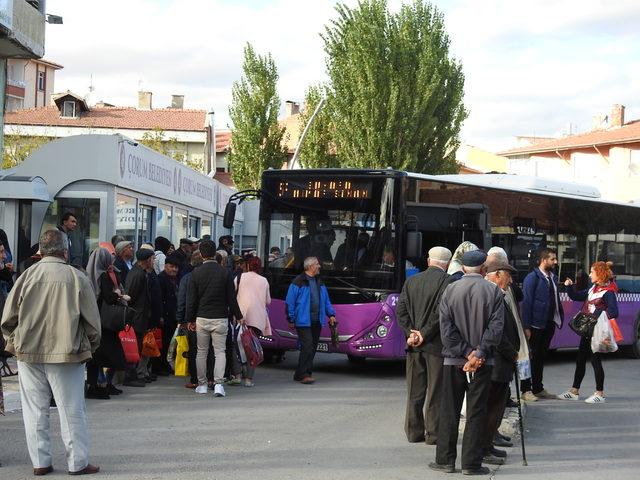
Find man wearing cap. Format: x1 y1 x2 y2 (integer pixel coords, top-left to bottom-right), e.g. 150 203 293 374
123 248 155 386
173 238 196 282
218 235 234 256
397 246 452 445
114 241 134 285
429 250 504 476
482 257 520 465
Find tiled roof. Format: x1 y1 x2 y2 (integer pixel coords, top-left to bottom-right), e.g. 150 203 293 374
212 171 235 187
215 130 231 152
498 120 640 156
5 105 207 132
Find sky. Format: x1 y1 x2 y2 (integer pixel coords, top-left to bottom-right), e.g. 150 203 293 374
44 0 640 152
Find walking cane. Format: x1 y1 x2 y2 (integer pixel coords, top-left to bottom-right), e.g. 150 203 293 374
513 368 528 466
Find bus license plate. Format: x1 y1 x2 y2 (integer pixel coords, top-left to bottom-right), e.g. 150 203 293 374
316 343 329 352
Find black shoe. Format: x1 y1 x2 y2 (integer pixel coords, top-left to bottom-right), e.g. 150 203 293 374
496 432 511 442
407 435 425 443
428 462 455 473
489 446 507 458
107 384 123 395
154 370 171 376
493 435 513 448
148 373 158 381
426 436 437 445
463 466 491 475
123 378 146 387
482 454 504 465
143 376 153 383
86 386 110 400
506 398 518 408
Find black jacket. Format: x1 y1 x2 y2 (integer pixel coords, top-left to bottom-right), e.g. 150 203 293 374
158 271 178 328
114 257 132 285
125 264 150 334
186 260 242 322
396 267 451 356
492 297 521 383
173 247 192 283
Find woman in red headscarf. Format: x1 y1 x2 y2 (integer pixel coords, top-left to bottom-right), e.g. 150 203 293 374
559 261 618 404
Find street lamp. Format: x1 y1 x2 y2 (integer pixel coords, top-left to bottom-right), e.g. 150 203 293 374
46 14 63 24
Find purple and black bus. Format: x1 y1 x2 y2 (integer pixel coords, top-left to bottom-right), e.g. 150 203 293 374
226 169 640 362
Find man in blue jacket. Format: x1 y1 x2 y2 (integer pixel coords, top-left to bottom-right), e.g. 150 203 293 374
286 256 336 384
521 248 564 401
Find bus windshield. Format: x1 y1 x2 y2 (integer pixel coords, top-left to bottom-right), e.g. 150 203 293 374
261 175 401 302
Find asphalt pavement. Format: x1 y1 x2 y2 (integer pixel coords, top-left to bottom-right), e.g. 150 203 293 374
1 350 639 480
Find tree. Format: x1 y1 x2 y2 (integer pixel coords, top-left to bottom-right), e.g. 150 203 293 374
139 128 204 172
2 132 52 169
321 0 466 173
228 43 288 190
296 84 340 169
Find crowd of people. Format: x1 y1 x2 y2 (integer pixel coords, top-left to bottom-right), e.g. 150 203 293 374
397 243 619 475
0 218 621 476
0 222 282 475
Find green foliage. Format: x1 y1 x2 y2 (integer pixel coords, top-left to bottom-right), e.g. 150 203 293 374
139 128 203 172
2 134 52 169
297 84 339 169
321 0 466 173
228 43 288 190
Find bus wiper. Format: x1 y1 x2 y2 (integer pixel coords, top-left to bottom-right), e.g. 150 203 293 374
332 276 376 301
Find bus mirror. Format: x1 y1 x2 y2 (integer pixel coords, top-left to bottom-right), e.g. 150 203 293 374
223 202 236 229
406 231 422 258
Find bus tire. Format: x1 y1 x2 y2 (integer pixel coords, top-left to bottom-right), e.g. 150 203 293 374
347 355 366 365
263 349 286 364
621 317 640 359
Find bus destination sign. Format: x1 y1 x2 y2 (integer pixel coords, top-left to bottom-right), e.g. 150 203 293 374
277 179 372 199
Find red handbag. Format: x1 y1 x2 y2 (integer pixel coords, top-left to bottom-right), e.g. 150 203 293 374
240 325 264 368
153 328 163 350
118 325 140 364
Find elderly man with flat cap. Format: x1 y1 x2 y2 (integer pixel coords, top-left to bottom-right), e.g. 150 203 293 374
397 246 453 445
429 250 504 476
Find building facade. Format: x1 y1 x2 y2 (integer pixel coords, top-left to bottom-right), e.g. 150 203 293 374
500 104 640 203
5 57 62 111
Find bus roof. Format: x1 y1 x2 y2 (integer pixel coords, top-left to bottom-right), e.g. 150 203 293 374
265 169 640 209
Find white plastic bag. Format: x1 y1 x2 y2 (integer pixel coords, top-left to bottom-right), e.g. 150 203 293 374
591 311 618 353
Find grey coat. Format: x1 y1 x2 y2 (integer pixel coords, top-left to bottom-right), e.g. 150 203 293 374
438 273 504 366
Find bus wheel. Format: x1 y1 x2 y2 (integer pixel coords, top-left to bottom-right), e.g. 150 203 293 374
347 355 366 365
621 317 640 359
264 349 286 364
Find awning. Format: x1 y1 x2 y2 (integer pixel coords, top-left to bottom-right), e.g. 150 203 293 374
0 174 51 201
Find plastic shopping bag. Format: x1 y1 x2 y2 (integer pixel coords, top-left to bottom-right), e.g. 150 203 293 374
174 334 190 377
591 312 618 353
241 325 264 368
166 326 180 369
118 325 140 364
141 330 161 357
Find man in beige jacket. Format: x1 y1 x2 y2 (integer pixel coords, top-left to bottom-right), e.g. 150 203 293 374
1 229 101 476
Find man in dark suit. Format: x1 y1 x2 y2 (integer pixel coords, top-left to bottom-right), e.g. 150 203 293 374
397 246 452 445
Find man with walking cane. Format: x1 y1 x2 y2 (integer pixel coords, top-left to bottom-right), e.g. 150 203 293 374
483 258 520 465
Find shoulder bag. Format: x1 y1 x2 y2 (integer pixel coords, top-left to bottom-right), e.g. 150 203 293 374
568 301 598 337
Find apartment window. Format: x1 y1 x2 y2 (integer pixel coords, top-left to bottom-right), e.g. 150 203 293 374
62 101 77 118
37 71 46 91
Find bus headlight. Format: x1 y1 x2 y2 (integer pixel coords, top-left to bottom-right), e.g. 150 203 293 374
376 325 389 338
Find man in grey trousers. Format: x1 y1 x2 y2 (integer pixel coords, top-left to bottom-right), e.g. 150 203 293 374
1 230 101 476
396 246 452 445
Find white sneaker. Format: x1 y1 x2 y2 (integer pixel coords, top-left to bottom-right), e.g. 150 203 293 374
557 390 579 401
214 384 226 397
521 391 539 402
195 385 208 394
585 393 606 404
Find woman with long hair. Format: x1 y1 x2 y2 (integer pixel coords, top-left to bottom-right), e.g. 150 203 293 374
559 261 618 404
